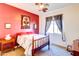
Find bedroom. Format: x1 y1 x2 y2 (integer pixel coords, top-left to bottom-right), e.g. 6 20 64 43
0 3 79 56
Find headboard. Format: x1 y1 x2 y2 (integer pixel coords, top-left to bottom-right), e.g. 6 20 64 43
16 32 34 36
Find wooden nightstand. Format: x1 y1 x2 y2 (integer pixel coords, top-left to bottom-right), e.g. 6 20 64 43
0 38 16 55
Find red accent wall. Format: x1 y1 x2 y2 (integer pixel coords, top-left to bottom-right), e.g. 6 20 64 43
0 3 39 38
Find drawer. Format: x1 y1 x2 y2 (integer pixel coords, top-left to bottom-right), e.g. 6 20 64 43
2 42 14 50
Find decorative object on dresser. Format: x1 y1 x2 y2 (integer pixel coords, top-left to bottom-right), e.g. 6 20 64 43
0 36 16 56
5 34 11 40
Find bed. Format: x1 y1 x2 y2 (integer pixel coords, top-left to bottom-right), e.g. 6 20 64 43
16 33 50 56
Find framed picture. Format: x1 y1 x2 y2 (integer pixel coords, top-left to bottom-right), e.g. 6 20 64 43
21 15 30 29
5 23 11 29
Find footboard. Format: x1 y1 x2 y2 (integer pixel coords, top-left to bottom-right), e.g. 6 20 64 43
16 33 50 56
32 35 50 56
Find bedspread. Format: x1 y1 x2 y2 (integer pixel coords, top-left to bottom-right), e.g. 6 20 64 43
17 34 48 56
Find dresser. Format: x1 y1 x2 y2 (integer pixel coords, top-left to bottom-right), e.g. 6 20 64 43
0 38 16 55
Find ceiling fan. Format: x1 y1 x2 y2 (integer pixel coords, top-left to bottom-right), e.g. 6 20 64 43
35 3 49 12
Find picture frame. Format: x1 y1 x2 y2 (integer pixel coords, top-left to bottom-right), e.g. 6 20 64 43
21 15 30 29
5 23 11 29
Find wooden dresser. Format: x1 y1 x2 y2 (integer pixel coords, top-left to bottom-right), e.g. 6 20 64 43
0 38 16 55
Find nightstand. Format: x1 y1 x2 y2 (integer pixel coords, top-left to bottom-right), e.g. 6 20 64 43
0 38 16 55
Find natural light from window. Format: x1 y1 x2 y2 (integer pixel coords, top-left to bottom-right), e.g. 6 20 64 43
47 20 61 34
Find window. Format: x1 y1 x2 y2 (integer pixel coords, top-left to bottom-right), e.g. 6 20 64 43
47 20 61 34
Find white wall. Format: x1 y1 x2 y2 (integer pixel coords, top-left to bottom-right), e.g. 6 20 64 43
39 5 79 47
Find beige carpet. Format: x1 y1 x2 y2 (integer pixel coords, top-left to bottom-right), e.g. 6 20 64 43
1 47 25 56
0 45 71 56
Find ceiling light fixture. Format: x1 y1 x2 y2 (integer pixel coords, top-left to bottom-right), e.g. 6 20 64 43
35 3 49 12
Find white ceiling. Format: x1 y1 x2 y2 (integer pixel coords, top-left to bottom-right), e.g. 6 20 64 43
7 3 78 15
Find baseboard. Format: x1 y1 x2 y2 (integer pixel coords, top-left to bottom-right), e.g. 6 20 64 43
51 43 67 50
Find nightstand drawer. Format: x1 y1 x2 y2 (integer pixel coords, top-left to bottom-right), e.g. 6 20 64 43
2 42 14 50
